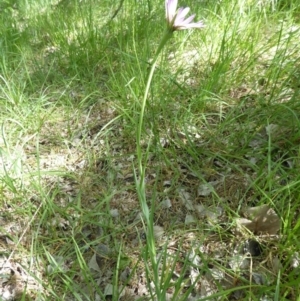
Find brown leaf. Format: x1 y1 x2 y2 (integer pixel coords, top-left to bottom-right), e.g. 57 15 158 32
237 205 281 235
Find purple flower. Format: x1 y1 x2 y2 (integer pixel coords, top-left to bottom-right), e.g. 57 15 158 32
165 0 205 31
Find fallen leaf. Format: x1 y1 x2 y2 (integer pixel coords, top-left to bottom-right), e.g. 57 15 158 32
185 214 196 225
198 182 217 197
236 205 280 235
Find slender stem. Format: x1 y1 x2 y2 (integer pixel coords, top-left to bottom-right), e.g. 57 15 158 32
136 29 173 190
135 28 173 301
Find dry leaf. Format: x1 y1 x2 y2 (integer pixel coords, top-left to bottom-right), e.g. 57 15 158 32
185 214 196 225
198 181 218 196
153 225 164 240
237 204 280 234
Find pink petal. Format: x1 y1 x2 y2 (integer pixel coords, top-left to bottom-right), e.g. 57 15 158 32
178 14 195 26
192 20 205 28
166 0 178 22
175 7 190 23
180 21 205 29
165 0 205 31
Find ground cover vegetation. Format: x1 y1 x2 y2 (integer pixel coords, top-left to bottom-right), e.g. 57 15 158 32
0 0 300 300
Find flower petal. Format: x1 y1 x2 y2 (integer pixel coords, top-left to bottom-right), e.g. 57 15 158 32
191 20 205 28
176 13 195 26
166 0 178 22
175 7 190 23
165 0 205 31
177 21 205 30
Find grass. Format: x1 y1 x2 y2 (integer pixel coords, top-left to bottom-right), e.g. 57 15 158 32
0 0 300 300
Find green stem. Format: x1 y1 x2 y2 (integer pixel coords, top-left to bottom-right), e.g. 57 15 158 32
136 29 173 197
135 28 173 301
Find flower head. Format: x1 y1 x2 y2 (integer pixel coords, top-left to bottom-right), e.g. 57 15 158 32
165 0 205 31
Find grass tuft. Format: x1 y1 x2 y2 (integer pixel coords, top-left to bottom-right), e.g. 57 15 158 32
0 0 300 300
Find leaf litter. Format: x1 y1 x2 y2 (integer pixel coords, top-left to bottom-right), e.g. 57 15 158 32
0 98 299 301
